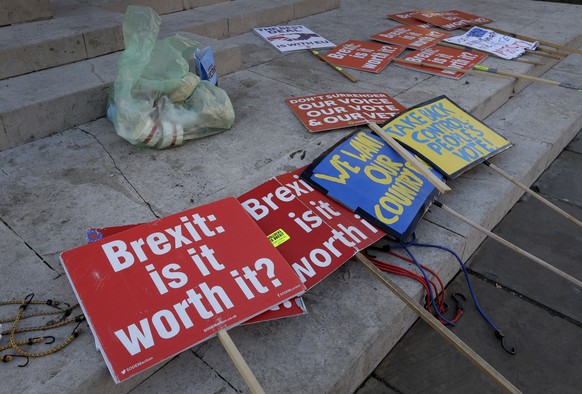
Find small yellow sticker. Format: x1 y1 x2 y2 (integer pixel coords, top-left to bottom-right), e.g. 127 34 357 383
268 229 290 247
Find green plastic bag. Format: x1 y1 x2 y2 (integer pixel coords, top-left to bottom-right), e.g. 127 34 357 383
107 6 235 149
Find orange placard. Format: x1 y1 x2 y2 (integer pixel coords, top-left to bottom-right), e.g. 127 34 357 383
397 45 487 79
370 25 450 50
411 10 493 30
387 11 433 28
324 40 405 73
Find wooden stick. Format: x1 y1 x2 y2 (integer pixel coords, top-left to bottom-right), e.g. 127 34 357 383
354 253 522 394
439 42 544 66
217 330 265 394
483 26 582 55
307 48 357 83
434 201 582 289
537 45 569 57
484 161 582 229
394 58 582 91
367 122 451 194
523 49 562 60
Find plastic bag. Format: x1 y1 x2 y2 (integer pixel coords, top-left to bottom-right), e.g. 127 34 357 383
107 6 235 149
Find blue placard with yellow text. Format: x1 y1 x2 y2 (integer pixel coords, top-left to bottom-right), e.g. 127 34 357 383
301 131 443 241
381 96 512 179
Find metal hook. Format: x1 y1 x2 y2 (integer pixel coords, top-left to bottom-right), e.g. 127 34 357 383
451 293 466 311
1 354 30 367
495 330 517 355
44 336 56 345
20 293 35 312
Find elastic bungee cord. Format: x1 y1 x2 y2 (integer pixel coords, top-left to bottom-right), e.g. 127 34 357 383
1 294 85 366
374 233 516 355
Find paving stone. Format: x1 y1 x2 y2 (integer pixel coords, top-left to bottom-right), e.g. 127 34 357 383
533 150 582 208
0 0 52 27
355 377 399 394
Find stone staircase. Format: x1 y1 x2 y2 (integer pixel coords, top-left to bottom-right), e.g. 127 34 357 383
0 0 339 150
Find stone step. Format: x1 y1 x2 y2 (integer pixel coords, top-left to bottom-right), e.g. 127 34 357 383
0 0 340 151
0 0 52 27
0 0 338 80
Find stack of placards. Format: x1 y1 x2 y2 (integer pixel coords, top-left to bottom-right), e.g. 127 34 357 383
370 25 450 50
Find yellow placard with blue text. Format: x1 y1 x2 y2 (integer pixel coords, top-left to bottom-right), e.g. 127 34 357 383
381 96 512 179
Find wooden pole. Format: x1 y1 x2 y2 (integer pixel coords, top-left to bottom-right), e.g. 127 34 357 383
484 161 582 229
367 122 452 194
217 330 265 394
353 253 522 394
438 42 544 66
434 201 582 289
483 26 582 55
307 48 358 83
523 49 562 60
393 58 582 91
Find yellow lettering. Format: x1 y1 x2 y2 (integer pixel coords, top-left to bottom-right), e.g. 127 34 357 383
314 154 360 185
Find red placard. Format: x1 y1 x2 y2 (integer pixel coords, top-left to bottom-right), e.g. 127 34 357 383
397 45 487 79
61 197 305 383
238 168 385 289
370 25 450 50
286 92 406 132
85 226 308 324
324 40 405 73
387 11 434 28
411 10 493 31
447 10 493 26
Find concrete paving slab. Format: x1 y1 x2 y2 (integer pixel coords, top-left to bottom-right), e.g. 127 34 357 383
533 150 582 208
0 129 157 273
467 195 582 322
132 350 237 393
368 262 582 394
567 132 582 154
356 377 398 394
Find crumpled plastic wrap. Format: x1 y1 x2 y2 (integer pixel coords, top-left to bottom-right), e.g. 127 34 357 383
107 6 235 149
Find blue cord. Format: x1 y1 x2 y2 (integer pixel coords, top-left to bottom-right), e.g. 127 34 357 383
400 243 456 326
412 240 499 332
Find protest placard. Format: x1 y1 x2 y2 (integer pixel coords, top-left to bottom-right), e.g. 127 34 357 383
323 40 405 73
370 25 450 50
301 131 443 241
286 92 406 132
381 96 512 179
239 168 384 288
396 45 487 79
411 10 492 31
61 197 305 383
447 10 494 26
85 225 308 324
387 11 433 28
444 27 537 60
253 25 334 52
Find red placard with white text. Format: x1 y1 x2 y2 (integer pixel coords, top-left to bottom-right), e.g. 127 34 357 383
387 11 433 28
61 197 305 383
370 25 450 50
447 10 493 26
286 92 406 132
85 226 308 324
324 40 405 73
397 45 487 79
238 168 385 289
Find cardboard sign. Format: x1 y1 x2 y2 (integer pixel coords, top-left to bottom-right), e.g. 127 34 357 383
444 27 537 60
253 25 334 52
85 226 308 325
447 10 494 26
301 131 443 241
238 168 384 288
397 45 487 79
381 96 512 179
370 25 450 50
387 11 433 28
324 40 405 73
411 11 477 30
286 92 406 132
61 197 305 383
